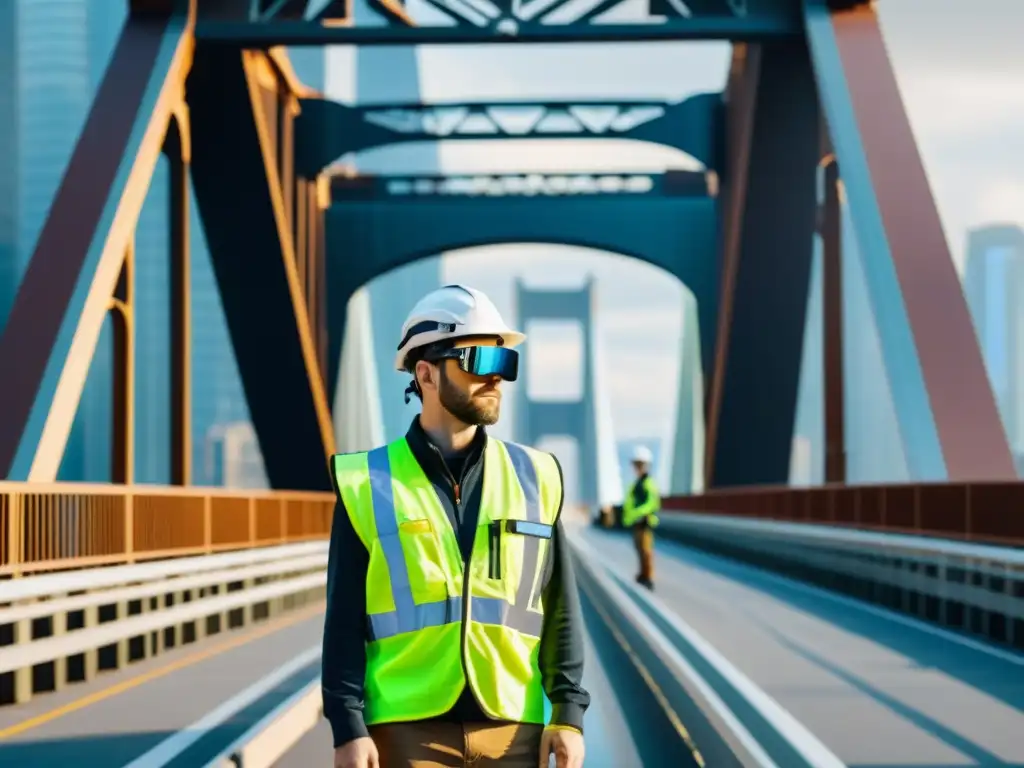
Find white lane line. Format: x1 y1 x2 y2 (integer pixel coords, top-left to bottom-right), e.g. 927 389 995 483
121 645 322 768
574 530 847 768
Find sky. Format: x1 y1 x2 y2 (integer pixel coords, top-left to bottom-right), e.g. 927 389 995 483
323 0 1024 457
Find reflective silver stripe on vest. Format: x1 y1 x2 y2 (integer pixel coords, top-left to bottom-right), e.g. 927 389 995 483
364 442 548 642
366 446 459 642
476 441 546 637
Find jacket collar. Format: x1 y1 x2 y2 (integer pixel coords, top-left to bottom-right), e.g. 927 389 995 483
405 415 487 473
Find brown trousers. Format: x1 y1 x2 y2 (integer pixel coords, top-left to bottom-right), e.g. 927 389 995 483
632 523 655 583
370 721 544 767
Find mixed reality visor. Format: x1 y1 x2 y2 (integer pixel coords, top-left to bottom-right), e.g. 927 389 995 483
428 345 519 381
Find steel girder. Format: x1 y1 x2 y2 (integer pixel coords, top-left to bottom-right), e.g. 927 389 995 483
801 0 1013 480
323 189 720 407
0 0 337 489
293 94 722 171
194 0 801 45
0 0 196 482
702 0 1014 487
328 170 711 199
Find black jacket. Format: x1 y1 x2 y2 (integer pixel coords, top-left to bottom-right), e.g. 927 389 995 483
321 417 591 747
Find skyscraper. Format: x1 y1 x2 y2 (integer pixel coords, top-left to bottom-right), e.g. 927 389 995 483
0 1 99 480
963 224 1024 455
1 1 327 487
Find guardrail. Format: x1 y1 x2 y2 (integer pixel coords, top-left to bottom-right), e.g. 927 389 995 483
0 482 334 576
0 541 328 706
569 531 845 768
655 513 1024 651
663 481 1024 545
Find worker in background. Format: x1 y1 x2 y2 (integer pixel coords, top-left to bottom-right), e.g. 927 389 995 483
323 284 590 768
622 445 660 591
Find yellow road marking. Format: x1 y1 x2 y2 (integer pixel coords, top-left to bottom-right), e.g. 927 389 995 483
0 602 325 741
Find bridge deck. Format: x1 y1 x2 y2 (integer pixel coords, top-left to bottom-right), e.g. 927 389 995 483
0 606 325 766
577 524 1024 766
277 627 645 768
0 578 665 767
6 525 1021 767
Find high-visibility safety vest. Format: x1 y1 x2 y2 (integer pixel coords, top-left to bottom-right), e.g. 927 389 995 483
622 475 660 528
330 436 563 727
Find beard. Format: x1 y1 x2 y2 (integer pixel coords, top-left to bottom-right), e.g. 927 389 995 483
438 367 501 426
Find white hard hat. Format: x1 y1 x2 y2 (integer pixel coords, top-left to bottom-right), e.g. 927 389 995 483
632 445 654 464
394 284 526 372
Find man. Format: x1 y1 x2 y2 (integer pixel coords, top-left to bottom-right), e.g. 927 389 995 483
323 284 590 768
621 446 660 591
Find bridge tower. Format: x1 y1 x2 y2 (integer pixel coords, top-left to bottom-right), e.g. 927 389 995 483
514 278 622 508
666 293 705 494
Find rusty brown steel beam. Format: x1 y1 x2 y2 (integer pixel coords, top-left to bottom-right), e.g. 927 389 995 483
663 481 1024 546
815 3 1014 480
166 108 193 486
0 1 196 481
110 249 136 485
820 150 845 484
704 44 760 489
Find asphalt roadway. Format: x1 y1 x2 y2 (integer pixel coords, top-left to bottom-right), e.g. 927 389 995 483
575 523 1024 767
3 523 1022 767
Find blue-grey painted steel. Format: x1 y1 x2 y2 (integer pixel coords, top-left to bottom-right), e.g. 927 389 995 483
5 9 191 481
325 195 720 385
195 11 802 46
329 171 709 200
294 94 722 171
803 0 946 480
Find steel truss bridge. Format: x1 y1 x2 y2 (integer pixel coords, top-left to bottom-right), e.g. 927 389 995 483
1 1 1023 765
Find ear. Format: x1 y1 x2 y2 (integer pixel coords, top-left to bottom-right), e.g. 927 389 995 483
415 359 438 392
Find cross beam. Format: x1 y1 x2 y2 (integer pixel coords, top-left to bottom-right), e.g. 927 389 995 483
328 170 711 199
195 0 802 45
293 94 721 171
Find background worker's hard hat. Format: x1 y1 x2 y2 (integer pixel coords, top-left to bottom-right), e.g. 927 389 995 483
394 284 527 372
632 445 654 465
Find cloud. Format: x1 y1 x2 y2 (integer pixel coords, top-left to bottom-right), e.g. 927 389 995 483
356 139 701 175
898 73 1024 146
414 42 732 102
524 325 585 400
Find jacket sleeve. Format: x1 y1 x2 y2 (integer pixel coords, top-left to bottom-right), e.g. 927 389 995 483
539 457 592 732
321 499 371 747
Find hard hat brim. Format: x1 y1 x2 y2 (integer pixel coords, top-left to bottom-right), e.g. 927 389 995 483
394 328 527 372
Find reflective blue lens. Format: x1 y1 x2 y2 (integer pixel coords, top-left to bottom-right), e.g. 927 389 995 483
463 346 519 381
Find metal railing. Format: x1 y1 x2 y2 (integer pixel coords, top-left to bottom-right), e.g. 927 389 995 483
664 481 1024 546
0 483 334 577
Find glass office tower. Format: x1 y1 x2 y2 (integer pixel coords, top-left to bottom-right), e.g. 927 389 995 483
2 1 326 487
964 224 1024 467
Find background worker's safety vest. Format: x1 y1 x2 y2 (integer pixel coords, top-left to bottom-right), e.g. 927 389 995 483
622 475 661 528
331 437 562 727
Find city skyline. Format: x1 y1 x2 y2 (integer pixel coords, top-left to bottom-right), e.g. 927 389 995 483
2 2 1022 488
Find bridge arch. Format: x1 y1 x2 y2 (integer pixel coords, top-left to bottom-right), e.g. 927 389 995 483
324 193 720 396
335 242 704 498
